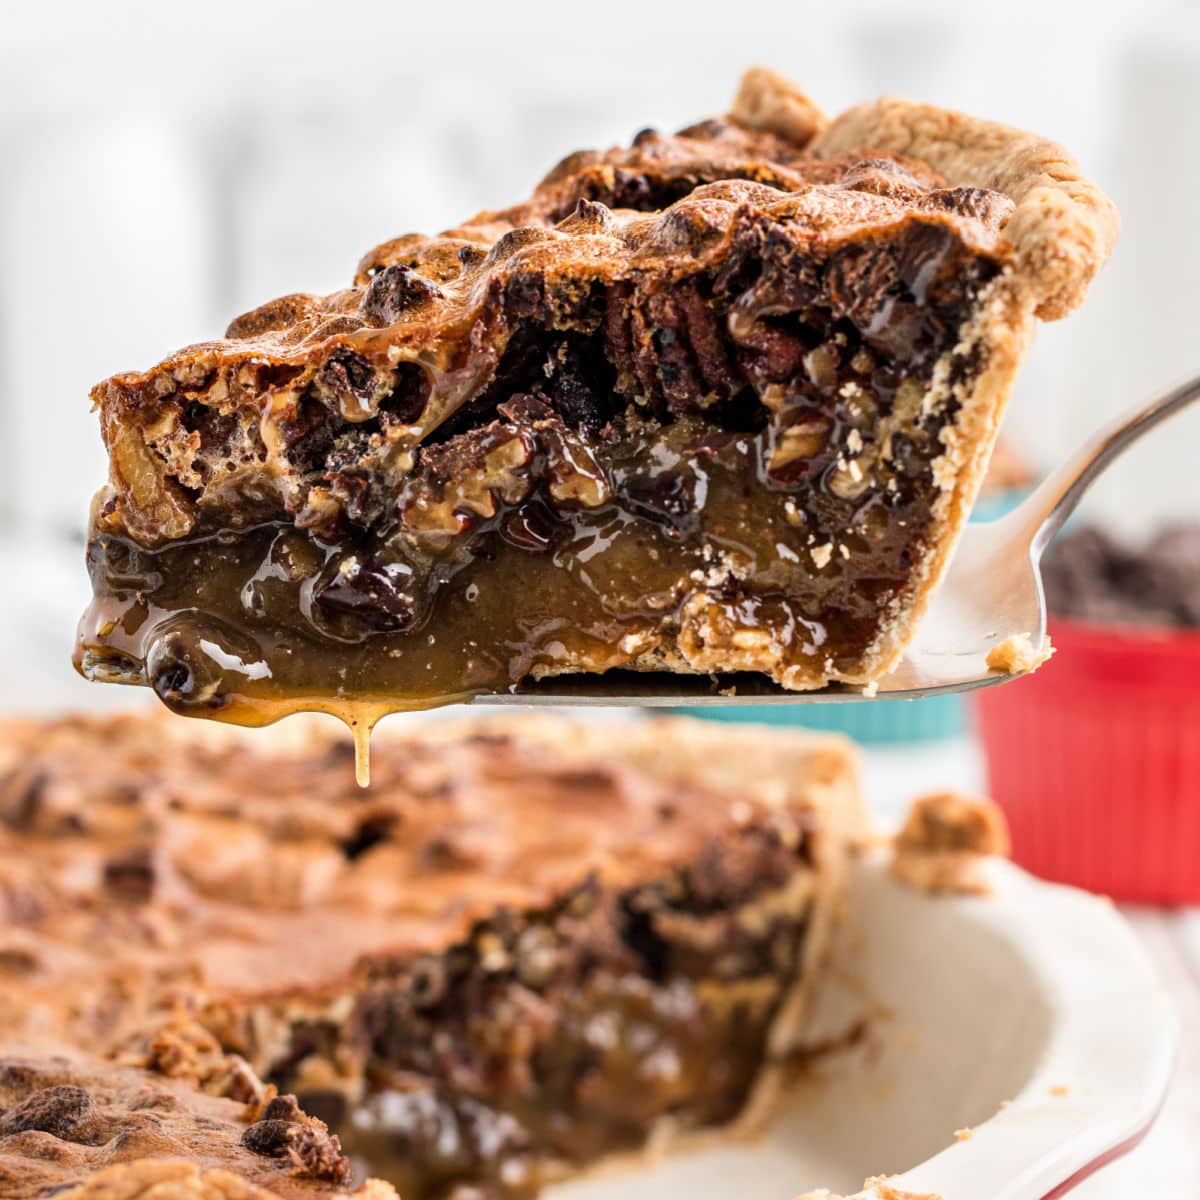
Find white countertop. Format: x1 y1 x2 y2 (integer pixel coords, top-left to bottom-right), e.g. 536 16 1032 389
863 738 1200 1198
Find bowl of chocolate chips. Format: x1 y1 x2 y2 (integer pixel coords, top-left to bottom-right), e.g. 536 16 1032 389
974 523 1200 904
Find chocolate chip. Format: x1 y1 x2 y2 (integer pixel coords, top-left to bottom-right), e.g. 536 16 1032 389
548 768 617 791
339 813 397 861
0 1086 96 1142
887 432 925 479
500 504 557 553
145 629 235 714
241 1105 350 1183
825 243 899 330
313 556 421 633
457 243 488 271
242 1117 295 1156
613 453 709 538
363 265 444 326
0 947 38 975
0 769 47 832
894 223 959 305
504 271 546 319
543 342 610 430
408 956 448 1007
315 347 378 414
146 615 276 715
103 846 156 902
279 393 338 475
261 1094 304 1123
380 362 432 426
727 312 811 385
418 833 481 872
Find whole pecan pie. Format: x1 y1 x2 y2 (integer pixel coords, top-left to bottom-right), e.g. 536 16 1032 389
76 68 1116 722
0 712 862 1198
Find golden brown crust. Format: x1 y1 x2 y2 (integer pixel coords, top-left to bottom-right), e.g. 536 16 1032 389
891 791 1010 896
729 66 828 146
810 93 1118 320
986 631 1054 674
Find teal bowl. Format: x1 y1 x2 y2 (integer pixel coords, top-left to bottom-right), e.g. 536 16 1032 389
679 486 1031 744
679 692 968 744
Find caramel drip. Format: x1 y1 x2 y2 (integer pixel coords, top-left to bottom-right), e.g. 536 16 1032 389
183 694 473 789
350 714 375 788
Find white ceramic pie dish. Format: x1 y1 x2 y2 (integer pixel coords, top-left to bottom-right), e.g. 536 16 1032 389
551 853 1178 1200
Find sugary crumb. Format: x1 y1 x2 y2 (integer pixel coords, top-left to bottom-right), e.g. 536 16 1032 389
986 633 1054 674
1050 1084 1071 1097
954 1128 972 1142
729 801 753 825
794 1179 942 1200
891 791 1011 896
811 543 834 569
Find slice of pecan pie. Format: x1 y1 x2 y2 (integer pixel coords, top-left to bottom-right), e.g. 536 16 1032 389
0 712 863 1199
76 68 1116 721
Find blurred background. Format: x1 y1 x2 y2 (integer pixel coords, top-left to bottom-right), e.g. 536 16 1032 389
0 6 1196 1192
2 0 1199 709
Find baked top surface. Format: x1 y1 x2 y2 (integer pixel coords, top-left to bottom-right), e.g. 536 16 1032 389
98 146 1009 411
90 66 1113 432
0 710 856 1035
0 1052 371 1199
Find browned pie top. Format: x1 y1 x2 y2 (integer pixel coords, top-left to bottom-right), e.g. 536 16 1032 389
0 1052 382 1199
0 711 851 1061
97 124 1012 419
88 69 1114 554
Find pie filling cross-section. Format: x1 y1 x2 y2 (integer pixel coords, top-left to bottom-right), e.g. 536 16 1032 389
0 712 864 1199
76 68 1116 721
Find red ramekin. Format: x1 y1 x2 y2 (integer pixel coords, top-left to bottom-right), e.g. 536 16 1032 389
973 617 1200 905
